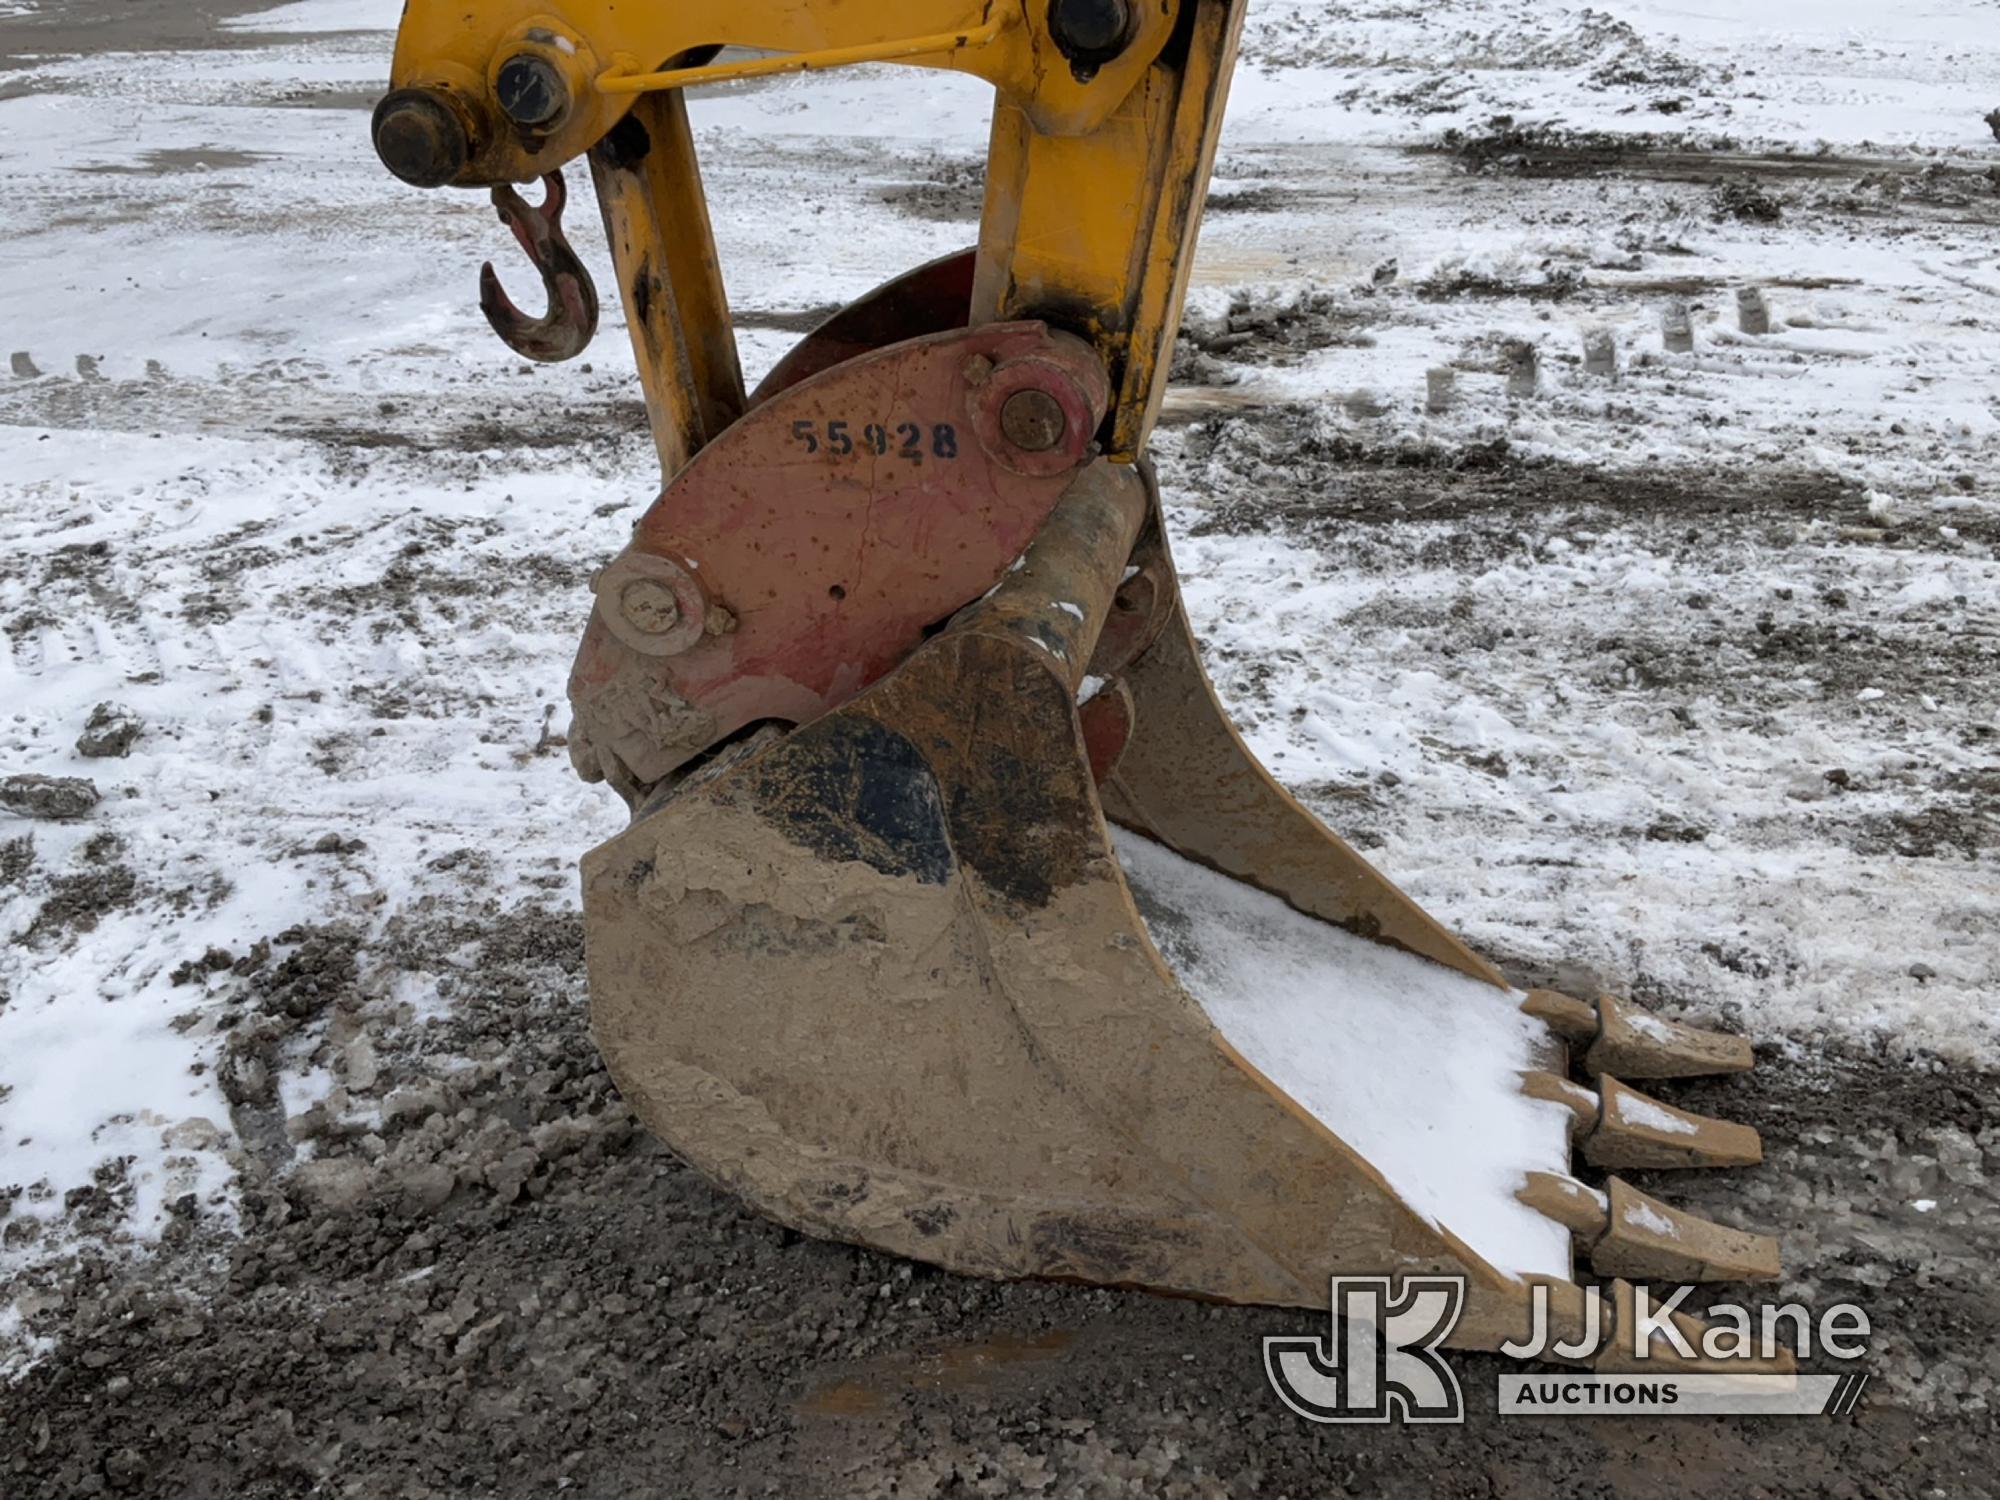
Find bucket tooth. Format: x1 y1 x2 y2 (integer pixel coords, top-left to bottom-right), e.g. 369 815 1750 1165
1517 1173 1778 1283
1519 1070 1598 1137
1515 1170 1608 1237
1585 1076 1762 1170
1587 992 1754 1079
1593 1178 1780 1283
1521 988 1755 1079
1450 1275 1607 1363
1520 988 1598 1042
1521 1070 1763 1169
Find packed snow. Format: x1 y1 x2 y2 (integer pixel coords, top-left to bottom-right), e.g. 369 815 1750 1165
1115 828 1574 1279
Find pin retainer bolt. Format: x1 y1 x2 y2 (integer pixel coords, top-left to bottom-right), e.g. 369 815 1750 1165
1047 0 1133 76
619 578 682 635
1000 388 1068 453
496 53 568 129
371 88 471 188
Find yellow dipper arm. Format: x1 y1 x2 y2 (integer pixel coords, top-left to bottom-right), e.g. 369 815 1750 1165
375 0 1247 463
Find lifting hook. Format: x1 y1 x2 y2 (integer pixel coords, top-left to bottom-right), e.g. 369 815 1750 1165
479 169 599 362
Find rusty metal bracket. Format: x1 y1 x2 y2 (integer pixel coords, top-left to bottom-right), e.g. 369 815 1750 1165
479 169 600 362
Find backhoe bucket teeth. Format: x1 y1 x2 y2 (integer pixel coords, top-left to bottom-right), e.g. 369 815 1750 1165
581 460 1783 1366
1518 1173 1780 1283
1588 992 1756 1078
1522 988 1756 1078
1584 1076 1764 1170
1520 1068 1764 1170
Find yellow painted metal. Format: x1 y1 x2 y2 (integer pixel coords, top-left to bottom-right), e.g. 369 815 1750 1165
589 91 747 481
387 0 1242 460
595 17 1009 96
973 0 1243 458
387 0 1179 188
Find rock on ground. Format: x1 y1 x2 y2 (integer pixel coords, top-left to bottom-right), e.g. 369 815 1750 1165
0 775 100 821
74 704 142 760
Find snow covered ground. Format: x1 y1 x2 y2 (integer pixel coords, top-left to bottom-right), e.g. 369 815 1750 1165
2 0 1997 1413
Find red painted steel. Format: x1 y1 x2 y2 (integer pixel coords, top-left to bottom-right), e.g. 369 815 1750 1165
569 320 1110 784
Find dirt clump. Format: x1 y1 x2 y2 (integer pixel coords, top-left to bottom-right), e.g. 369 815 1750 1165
1436 118 1731 176
23 833 139 941
1713 177 1784 222
0 834 33 888
0 774 100 821
1171 288 1387 386
1414 259 1585 302
74 703 143 758
877 155 984 222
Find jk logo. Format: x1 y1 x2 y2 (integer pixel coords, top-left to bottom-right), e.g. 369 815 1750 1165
1264 1276 1466 1424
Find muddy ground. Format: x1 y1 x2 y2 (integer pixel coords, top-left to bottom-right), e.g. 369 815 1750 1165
0 0 300 73
1 892 1996 1498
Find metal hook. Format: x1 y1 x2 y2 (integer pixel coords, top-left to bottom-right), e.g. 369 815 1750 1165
478 169 600 363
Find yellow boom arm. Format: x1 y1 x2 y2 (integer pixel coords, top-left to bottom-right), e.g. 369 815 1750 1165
375 0 1245 462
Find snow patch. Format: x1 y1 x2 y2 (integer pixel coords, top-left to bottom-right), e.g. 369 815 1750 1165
1611 1088 1700 1135
1113 828 1572 1280
222 0 401 33
0 1303 51 1381
1621 1009 1676 1042
1622 1198 1679 1238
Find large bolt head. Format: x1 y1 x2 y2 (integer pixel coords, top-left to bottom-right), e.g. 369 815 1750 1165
619 578 681 635
1000 388 1068 453
371 88 469 188
596 552 708 656
1048 0 1132 67
496 54 567 129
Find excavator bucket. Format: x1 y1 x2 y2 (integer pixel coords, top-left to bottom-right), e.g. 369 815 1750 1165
374 0 1784 1371
575 440 1782 1367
